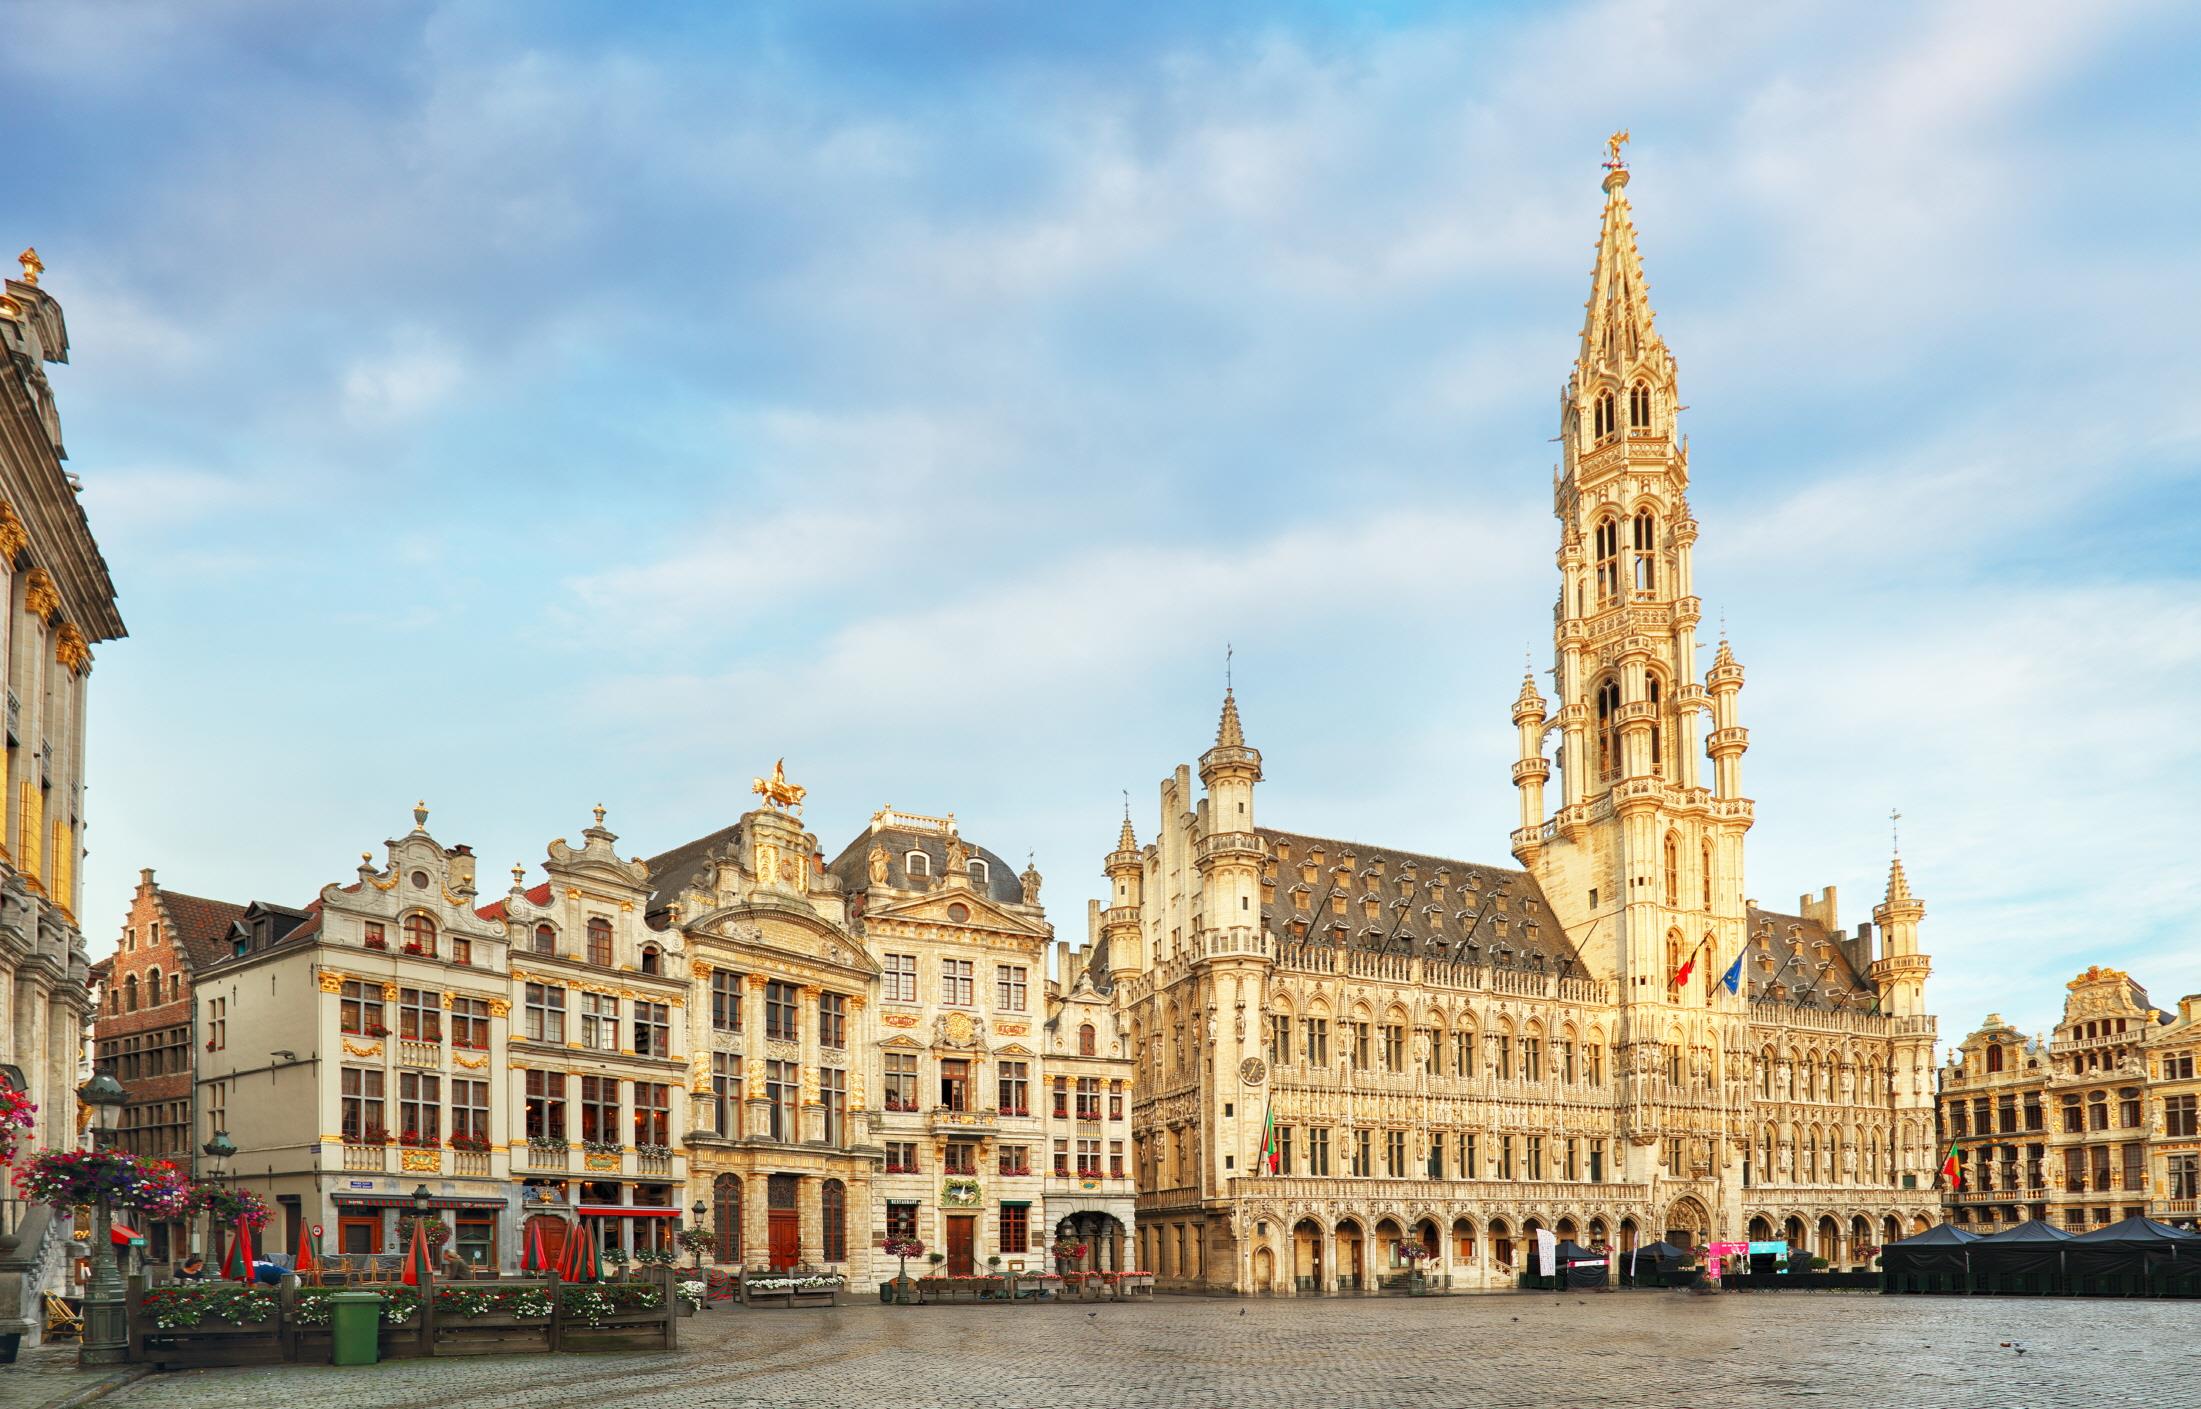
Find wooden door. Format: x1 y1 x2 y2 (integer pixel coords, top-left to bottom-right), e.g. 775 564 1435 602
525 1214 567 1270
946 1215 976 1275
767 1173 800 1269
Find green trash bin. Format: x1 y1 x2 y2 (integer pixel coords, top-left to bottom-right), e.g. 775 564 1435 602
329 1291 384 1365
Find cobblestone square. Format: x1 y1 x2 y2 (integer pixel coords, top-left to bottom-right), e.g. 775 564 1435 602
11 1293 2196 1409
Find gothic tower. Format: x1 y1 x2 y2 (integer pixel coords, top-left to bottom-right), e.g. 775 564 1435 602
1510 143 1752 1205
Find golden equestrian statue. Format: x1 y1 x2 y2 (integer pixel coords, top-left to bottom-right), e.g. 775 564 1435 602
751 758 806 813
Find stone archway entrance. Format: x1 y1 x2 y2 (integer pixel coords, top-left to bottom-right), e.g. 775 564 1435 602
1663 1197 1710 1250
1053 1211 1128 1272
1252 1245 1277 1294
1292 1219 1324 1294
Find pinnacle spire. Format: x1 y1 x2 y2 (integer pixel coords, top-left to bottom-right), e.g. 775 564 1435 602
1116 794 1138 853
1577 144 1665 383
1884 853 1915 908
1216 686 1244 748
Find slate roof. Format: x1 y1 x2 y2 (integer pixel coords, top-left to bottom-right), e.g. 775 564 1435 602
824 826 1027 907
1258 828 1584 975
642 826 741 918
155 890 250 973
1741 904 1876 1009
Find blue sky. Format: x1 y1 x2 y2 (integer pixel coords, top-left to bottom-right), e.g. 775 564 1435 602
8 0 2197 1043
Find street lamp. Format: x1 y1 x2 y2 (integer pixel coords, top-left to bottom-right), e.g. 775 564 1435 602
77 1073 129 1368
690 1201 707 1273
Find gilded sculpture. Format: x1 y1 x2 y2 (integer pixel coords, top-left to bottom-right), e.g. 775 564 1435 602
751 758 806 812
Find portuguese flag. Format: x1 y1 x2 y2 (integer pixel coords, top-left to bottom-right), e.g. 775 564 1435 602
1260 1100 1279 1174
1938 1140 1962 1189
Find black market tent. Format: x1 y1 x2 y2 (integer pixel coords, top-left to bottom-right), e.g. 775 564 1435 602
1551 1239 1610 1288
1630 1240 1689 1265
2065 1215 2198 1281
1970 1219 2074 1279
1622 1240 1691 1286
1879 1223 1980 1279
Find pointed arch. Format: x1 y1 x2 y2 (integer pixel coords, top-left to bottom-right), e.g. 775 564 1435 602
1593 517 1621 606
1632 507 1657 594
1595 678 1622 780
1663 832 1680 908
1700 836 1713 908
1628 380 1651 429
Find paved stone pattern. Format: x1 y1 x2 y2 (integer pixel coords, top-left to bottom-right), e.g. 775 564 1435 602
15 1294 2201 1409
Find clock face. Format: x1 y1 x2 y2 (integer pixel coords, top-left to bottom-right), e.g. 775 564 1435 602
1239 1057 1267 1086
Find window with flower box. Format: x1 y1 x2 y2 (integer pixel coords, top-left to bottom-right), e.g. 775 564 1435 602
945 1141 978 1175
1052 1077 1069 1120
1108 1085 1124 1121
341 1067 385 1142
1075 1078 1101 1121
451 1079 489 1147
765 982 799 1041
363 921 386 951
885 1053 918 1112
399 987 441 1043
523 984 565 1043
710 1053 742 1136
887 1201 918 1242
886 1140 919 1174
710 969 742 1030
1109 1140 1124 1179
941 958 974 1007
818 991 846 1049
339 980 386 1037
586 917 613 967
633 1082 670 1147
996 965 1027 1011
399 1072 440 1145
580 993 619 1052
634 1001 670 1058
1052 1139 1069 1177
580 1076 620 1145
525 1070 566 1141
1000 1203 1029 1254
402 914 436 957
998 1060 1029 1116
450 996 490 1051
998 1144 1030 1176
883 953 916 1003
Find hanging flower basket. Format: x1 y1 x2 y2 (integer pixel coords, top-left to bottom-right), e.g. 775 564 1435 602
190 1182 272 1229
0 1086 36 1165
12 1149 191 1218
396 1212 451 1252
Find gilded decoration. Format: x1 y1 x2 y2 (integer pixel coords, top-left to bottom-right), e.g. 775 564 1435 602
317 971 348 994
996 1021 1028 1037
342 1040 384 1058
454 1053 488 1070
486 998 510 1018
0 502 27 561
584 1152 620 1172
52 624 89 672
23 568 60 620
380 983 399 1001
400 1150 441 1173
882 1013 920 1029
751 758 806 812
18 247 42 285
691 960 712 979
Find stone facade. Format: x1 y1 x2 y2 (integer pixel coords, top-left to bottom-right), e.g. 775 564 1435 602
649 801 878 1284
823 808 1050 1277
1044 925 1136 1270
1102 154 1941 1295
0 247 126 1346
1940 966 2201 1232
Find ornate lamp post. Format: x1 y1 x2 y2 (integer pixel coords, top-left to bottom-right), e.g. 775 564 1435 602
77 1072 129 1368
690 1201 707 1273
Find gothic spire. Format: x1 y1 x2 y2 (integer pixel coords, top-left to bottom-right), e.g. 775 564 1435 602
1576 144 1667 386
1884 852 1917 910
1216 687 1245 748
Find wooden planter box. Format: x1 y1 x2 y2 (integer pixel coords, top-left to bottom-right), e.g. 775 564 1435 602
555 1304 675 1353
135 1318 286 1371
434 1314 555 1356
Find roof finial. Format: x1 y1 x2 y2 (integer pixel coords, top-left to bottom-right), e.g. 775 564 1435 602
17 248 43 286
1603 130 1630 170
1225 641 1233 693
413 799 429 830
592 802 607 827
1890 807 1902 856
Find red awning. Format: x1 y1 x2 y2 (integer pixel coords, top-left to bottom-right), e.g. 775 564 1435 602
574 1205 680 1218
111 1223 141 1245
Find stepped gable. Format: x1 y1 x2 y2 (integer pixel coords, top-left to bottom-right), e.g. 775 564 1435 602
1258 826 1582 974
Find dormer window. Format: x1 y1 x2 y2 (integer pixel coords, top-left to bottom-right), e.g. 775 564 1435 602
905 850 931 877
587 917 613 967
402 914 436 958
640 944 662 976
968 858 989 885
532 923 555 955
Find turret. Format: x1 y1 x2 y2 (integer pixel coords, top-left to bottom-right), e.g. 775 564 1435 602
1102 808 1146 982
1196 687 1263 934
1509 670 1551 861
1704 636 1748 799
1869 851 1929 1018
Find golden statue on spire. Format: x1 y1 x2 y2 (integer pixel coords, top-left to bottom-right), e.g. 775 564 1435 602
16 248 42 286
751 758 806 813
1604 130 1630 169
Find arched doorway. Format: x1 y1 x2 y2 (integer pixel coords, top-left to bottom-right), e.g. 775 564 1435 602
1816 1216 1839 1265
1784 1215 1807 1252
1747 1215 1773 1242
1452 1217 1477 1267
1616 1218 1638 1254
712 1174 742 1266
1413 1218 1439 1258
523 1213 569 1272
1663 1197 1709 1250
1054 1211 1128 1273
1334 1218 1365 1292
1882 1215 1901 1247
1373 1218 1405 1281
1488 1218 1515 1272
1555 1216 1579 1241
767 1174 801 1270
1910 1214 1932 1235
1850 1215 1872 1268
1586 1217 1609 1250
1292 1219 1324 1294
1252 1245 1276 1294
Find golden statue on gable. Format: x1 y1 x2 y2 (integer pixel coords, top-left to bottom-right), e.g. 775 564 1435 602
751 758 806 813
